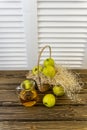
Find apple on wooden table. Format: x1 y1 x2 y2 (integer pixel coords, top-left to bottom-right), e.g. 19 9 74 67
43 94 56 107
53 85 65 96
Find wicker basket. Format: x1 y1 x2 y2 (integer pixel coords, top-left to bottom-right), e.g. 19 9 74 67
26 45 83 101
26 45 53 92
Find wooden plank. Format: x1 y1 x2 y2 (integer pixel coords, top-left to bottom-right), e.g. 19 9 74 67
0 70 86 75
0 71 27 84
0 84 18 90
0 90 18 102
0 77 25 84
0 89 86 105
0 70 87 79
0 121 87 130
0 77 86 85
0 105 87 121
72 69 87 74
0 71 28 77
0 83 87 90
0 70 87 84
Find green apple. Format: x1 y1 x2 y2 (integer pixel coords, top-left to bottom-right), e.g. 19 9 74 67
21 80 33 90
32 65 42 75
42 65 56 78
53 85 65 96
43 94 56 107
44 58 55 67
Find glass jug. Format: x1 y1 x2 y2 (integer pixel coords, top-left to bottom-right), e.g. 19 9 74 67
16 79 39 107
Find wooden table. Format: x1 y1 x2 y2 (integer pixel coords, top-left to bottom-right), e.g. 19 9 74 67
0 70 87 130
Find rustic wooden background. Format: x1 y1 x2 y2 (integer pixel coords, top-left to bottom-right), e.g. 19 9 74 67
0 70 87 130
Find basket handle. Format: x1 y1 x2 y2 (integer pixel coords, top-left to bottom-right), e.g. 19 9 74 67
37 45 52 89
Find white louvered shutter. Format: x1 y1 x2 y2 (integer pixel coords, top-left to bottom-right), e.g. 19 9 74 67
0 0 37 70
37 0 87 69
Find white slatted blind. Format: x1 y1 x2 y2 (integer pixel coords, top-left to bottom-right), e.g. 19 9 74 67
37 0 87 69
0 0 38 70
0 0 27 69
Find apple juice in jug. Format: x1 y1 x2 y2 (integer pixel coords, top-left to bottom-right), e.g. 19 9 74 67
16 79 39 107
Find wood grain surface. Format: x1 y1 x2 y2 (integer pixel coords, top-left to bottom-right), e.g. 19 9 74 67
0 70 87 130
